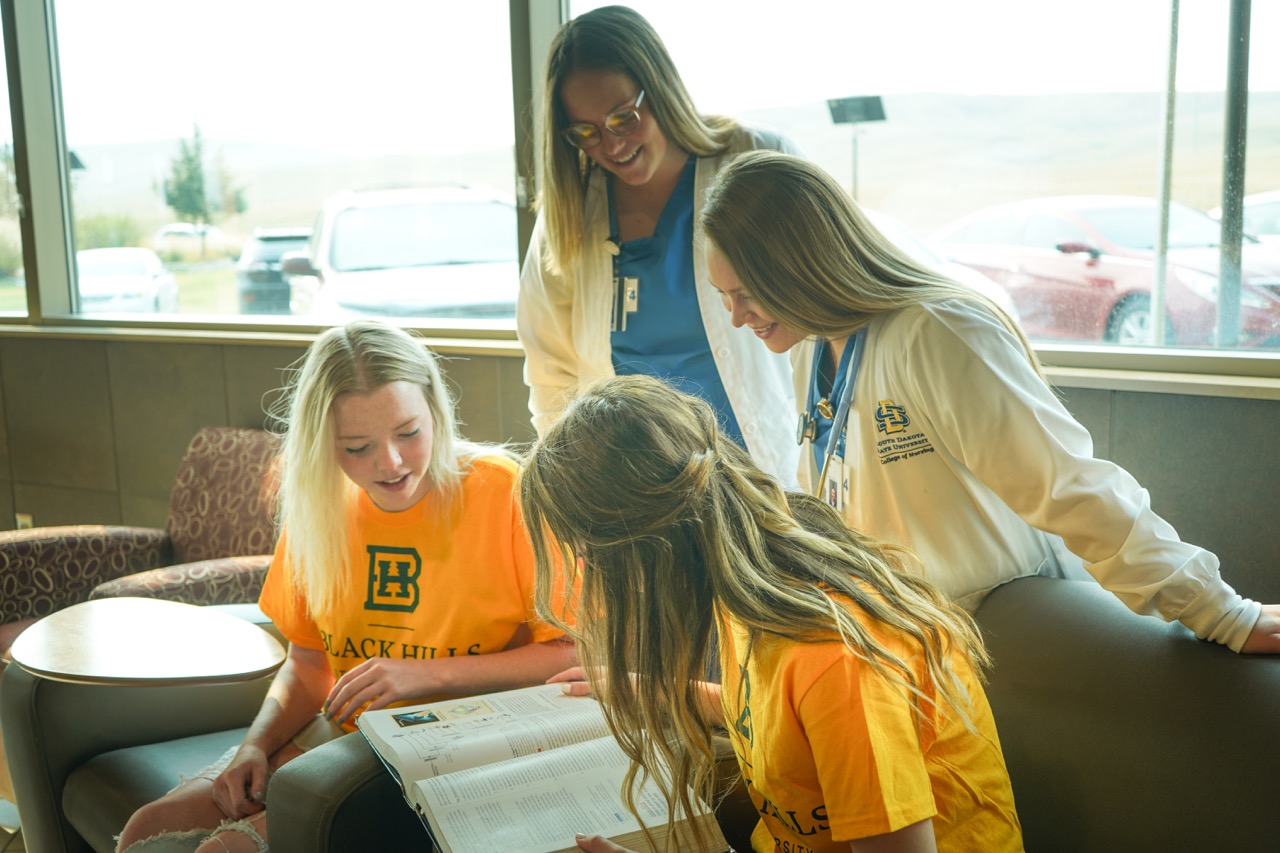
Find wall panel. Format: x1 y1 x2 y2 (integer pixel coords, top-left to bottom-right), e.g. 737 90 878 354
1 339 116 513
107 341 230 521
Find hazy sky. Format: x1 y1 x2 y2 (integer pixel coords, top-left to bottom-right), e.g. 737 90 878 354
33 0 1280 157
608 0 1280 105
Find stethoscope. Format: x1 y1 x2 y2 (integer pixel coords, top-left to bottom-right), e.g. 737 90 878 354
801 328 867 498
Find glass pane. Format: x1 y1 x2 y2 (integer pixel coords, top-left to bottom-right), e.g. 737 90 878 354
54 0 515 322
567 0 1280 351
0 34 27 316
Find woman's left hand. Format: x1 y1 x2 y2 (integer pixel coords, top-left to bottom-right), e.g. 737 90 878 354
324 658 439 725
1241 604 1280 654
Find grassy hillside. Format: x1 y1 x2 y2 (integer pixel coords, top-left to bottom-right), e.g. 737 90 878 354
743 91 1280 235
67 92 1280 246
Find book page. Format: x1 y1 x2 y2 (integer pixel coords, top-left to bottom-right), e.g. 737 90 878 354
357 683 613 782
413 737 722 853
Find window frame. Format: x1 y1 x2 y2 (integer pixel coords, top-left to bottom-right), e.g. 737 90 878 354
1 0 1277 392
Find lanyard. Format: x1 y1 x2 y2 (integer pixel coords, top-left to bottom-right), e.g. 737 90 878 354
806 328 866 498
605 180 638 331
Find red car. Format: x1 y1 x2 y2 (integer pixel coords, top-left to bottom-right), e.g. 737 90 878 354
931 195 1280 348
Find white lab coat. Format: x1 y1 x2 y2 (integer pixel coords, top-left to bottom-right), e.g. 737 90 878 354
793 298 1258 650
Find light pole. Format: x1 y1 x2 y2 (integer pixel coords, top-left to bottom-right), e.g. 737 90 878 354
827 96 885 201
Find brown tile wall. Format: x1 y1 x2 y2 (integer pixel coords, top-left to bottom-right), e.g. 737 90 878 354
0 337 1273 602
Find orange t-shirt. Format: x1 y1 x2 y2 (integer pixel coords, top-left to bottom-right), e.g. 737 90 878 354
259 455 564 724
720 601 1022 853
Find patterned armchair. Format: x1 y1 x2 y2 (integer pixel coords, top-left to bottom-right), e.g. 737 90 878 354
0 426 281 634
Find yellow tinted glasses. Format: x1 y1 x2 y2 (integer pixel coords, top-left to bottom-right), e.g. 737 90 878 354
561 90 645 150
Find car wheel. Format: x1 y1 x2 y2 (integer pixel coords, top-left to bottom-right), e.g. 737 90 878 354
1105 295 1173 346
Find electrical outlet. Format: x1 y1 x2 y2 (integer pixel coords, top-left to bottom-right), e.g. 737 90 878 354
15 512 33 529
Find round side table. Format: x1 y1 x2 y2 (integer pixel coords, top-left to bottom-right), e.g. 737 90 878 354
9 597 285 686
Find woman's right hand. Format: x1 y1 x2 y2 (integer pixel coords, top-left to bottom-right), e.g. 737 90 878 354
210 743 270 819
547 666 595 696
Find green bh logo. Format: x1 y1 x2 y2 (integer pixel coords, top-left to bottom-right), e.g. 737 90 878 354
365 545 422 612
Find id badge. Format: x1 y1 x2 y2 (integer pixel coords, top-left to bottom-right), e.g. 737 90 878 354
623 277 639 314
610 273 623 332
610 275 640 332
823 455 847 513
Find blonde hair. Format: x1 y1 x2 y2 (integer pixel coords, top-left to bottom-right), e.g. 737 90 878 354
701 150 1045 377
271 320 486 618
520 375 989 852
536 5 737 275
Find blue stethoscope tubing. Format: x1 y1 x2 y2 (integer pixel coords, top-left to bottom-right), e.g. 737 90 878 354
810 328 867 499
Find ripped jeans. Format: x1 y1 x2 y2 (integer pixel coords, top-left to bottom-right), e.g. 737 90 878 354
119 814 267 853
116 716 344 853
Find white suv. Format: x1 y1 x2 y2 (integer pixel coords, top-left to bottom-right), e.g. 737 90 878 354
282 186 518 319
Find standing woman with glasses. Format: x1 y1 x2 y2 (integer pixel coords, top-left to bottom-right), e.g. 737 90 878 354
518 4 800 484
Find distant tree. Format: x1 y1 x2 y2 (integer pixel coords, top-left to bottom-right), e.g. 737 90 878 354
164 124 209 227
0 143 18 218
212 151 248 217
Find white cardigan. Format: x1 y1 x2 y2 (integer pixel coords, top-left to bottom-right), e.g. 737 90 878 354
517 125 801 485
792 299 1258 650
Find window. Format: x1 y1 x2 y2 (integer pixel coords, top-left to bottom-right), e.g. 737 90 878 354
50 0 516 323
1 2 1276 373
565 0 1280 355
0 33 25 315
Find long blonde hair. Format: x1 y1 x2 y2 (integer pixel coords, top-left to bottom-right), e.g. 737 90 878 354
536 5 737 275
520 375 989 852
271 320 485 618
701 150 1044 377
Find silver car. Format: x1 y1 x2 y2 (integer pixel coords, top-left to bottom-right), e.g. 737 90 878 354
283 186 518 319
76 247 179 313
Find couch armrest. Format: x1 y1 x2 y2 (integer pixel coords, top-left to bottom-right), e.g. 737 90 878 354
0 661 271 853
89 555 271 606
975 577 1280 852
268 732 428 853
0 526 172 625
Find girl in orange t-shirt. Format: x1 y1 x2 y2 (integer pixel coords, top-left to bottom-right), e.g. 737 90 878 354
522 375 1021 853
117 320 575 853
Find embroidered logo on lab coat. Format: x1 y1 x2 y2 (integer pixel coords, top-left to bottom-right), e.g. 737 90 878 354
875 399 910 434
874 400 935 465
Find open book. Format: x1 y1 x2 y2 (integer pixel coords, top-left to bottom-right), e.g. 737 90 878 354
357 683 729 853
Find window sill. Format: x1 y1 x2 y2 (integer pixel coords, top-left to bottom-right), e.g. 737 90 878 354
2 323 1278 396
0 319 525 357
1046 366 1280 400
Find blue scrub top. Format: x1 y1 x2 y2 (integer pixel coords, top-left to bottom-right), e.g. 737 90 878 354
609 157 745 446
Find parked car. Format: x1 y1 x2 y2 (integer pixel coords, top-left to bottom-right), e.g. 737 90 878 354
931 195 1280 347
282 186 518 319
864 209 1019 321
1209 190 1280 247
235 227 311 314
153 222 227 256
75 247 178 313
